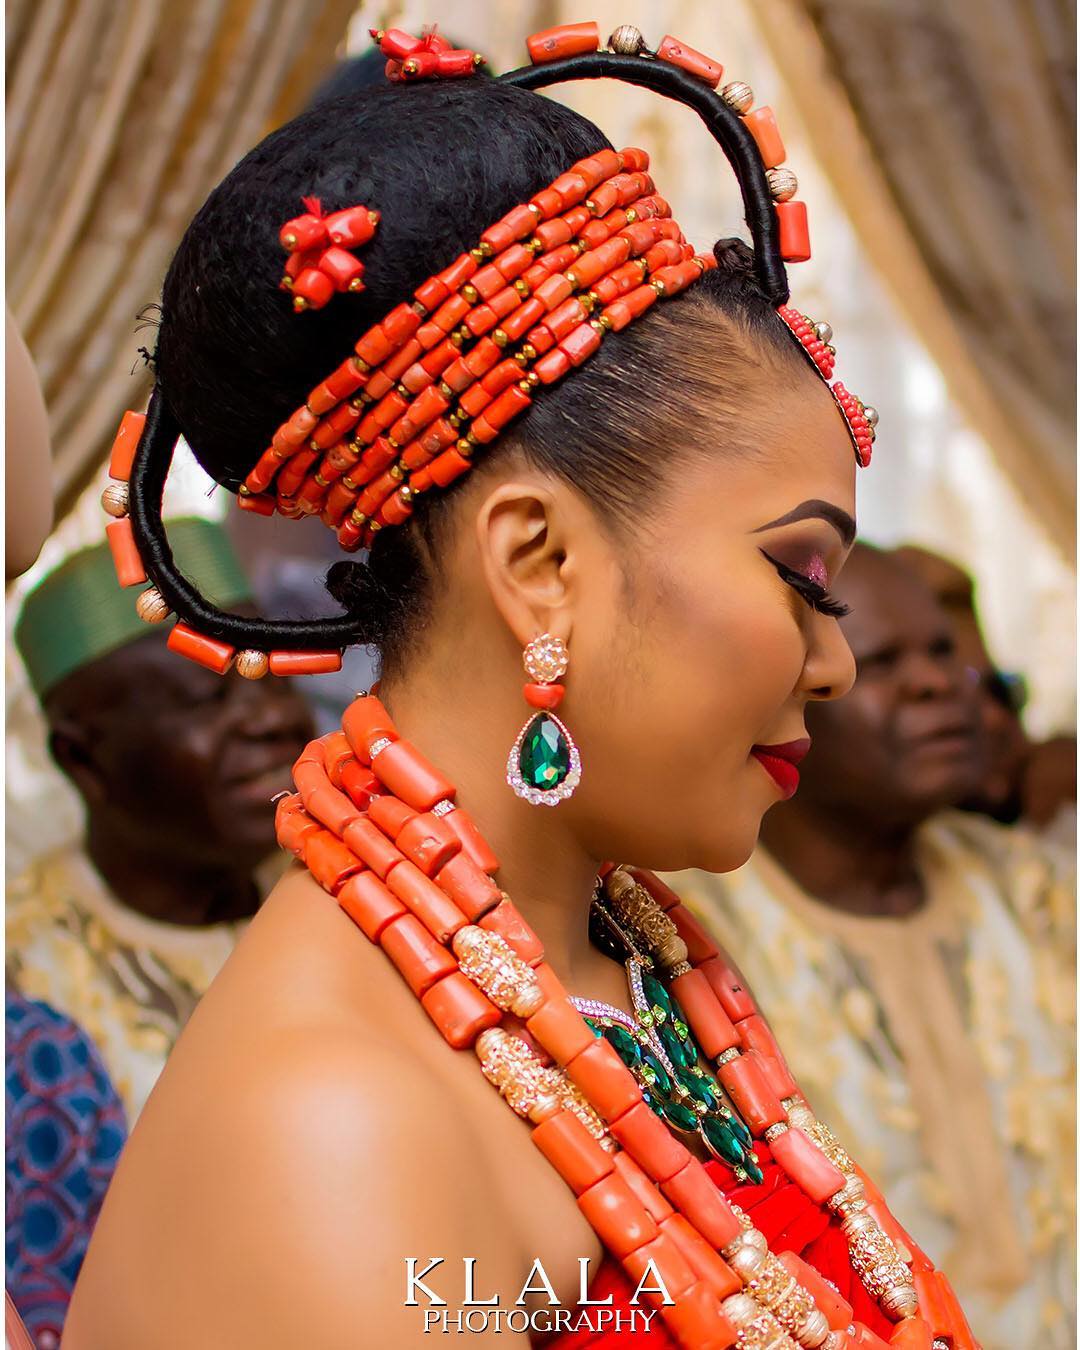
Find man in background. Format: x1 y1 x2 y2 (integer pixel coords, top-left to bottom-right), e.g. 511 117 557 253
675 543 1074 1350
9 518 315 1121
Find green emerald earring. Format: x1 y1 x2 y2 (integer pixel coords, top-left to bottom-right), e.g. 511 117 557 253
506 633 581 807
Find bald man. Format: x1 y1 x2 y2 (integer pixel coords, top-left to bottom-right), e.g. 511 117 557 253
672 544 1075 1350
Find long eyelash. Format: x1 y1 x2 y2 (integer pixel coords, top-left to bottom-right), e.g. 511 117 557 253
760 550 851 618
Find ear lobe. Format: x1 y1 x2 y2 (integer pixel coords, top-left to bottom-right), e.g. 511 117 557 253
475 480 575 649
48 721 107 807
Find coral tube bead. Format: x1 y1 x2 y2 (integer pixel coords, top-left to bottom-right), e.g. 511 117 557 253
769 1125 846 1203
527 22 600 64
440 807 499 874
343 695 399 762
387 859 466 945
660 1158 741 1251
656 35 723 88
435 851 501 922
343 816 403 880
716 1052 786 1133
167 623 234 674
659 1215 741 1299
737 1014 797 1097
526 996 596 1067
106 518 146 587
338 869 405 942
420 971 501 1049
379 912 457 997
699 955 756 1020
479 898 544 965
108 410 146 480
268 650 342 676
396 811 460 877
564 1038 641 1121
744 106 787 168
612 1151 674 1223
576 1172 659 1259
303 830 363 895
657 1281 737 1349
667 904 720 963
531 1110 615 1196
609 1102 691 1183
777 199 810 263
368 793 415 840
621 1233 697 1306
888 1319 934 1350
668 970 740 1057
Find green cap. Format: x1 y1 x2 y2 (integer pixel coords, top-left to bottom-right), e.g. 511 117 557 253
15 517 253 699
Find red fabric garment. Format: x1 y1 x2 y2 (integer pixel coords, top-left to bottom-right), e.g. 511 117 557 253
531 1142 895 1347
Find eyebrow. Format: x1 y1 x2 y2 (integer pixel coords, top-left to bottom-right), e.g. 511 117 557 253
751 499 856 547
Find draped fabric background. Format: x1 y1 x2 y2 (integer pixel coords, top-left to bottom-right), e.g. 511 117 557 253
6 0 357 521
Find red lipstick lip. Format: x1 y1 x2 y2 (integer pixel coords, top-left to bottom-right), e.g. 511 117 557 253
750 739 810 801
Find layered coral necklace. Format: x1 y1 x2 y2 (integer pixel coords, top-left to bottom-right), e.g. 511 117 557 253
276 693 975 1350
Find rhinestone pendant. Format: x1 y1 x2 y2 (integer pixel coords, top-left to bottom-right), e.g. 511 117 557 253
506 710 581 806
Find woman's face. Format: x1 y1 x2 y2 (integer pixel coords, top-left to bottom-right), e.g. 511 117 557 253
565 373 858 873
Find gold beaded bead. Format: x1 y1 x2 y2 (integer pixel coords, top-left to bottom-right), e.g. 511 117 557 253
438 381 453 399
607 24 646 54
624 208 638 224
721 80 754 114
236 650 269 680
389 464 404 480
461 283 479 304
456 438 473 456
513 278 530 296
767 167 798 202
521 343 537 361
101 481 129 518
350 509 367 526
135 587 171 624
313 472 329 488
492 329 508 348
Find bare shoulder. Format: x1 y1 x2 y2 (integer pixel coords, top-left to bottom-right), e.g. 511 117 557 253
65 885 531 1348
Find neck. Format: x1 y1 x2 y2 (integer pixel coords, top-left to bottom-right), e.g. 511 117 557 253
86 817 260 926
759 799 926 918
383 668 605 990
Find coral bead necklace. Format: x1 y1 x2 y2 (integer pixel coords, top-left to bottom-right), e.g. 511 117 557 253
275 693 976 1349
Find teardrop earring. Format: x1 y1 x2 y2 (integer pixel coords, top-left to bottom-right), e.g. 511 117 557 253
506 633 582 806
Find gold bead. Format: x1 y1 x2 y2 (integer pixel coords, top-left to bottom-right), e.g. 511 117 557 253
473 52 486 68
470 247 486 263
236 650 269 680
579 293 595 313
342 475 359 491
313 472 329 488
350 509 367 526
813 319 833 344
461 283 479 303
369 210 380 226
135 587 170 624
721 80 753 114
525 237 543 254
513 351 529 367
456 438 473 456
352 356 370 373
237 484 251 495
402 58 420 76
521 343 537 360
478 242 494 258
767 166 798 202
389 463 404 480
527 203 541 218
590 318 606 333
492 328 508 348
282 232 297 250
101 481 129 518
438 381 453 399
279 275 293 289
585 198 598 216
347 277 364 292
449 330 464 348
513 278 530 296
399 483 414 502
624 208 638 224
571 240 587 256
566 270 581 290
864 405 879 429
448 411 463 428
292 296 308 313
608 24 647 55
522 372 539 389
395 383 409 398
651 279 666 296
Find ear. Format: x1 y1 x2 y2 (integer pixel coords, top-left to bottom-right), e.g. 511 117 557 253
47 717 108 808
474 479 579 649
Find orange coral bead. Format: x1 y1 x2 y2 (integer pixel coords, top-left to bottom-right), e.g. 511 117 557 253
339 761 380 811
527 22 600 64
935 1272 977 1350
166 622 234 674
380 912 457 997
612 1151 674 1223
769 1124 845 1203
660 1158 741 1250
668 969 740 1057
479 898 544 965
744 106 786 168
435 851 501 922
371 739 456 811
303 829 363 895
105 518 146 587
667 904 720 963
338 870 406 942
526 996 595 1066
657 1281 736 1349
656 35 723 88
107 410 146 481
621 1232 697 1306
342 816 404 880
716 1052 785 1133
275 796 319 855
735 1014 796 1096
396 811 460 877
576 1172 659 1258
523 682 565 710
531 1110 616 1196
564 1037 641 1120
609 1101 691 1183
368 793 415 840
440 807 499 874
888 1318 933 1350
777 199 810 263
267 650 343 676
912 1271 952 1337
343 695 399 761
699 955 756 1020
420 971 501 1049
658 1214 741 1299
387 858 466 944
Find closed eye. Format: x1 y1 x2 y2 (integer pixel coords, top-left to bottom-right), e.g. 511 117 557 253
760 550 851 618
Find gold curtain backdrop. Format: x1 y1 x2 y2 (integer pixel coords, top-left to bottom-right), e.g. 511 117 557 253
6 0 356 521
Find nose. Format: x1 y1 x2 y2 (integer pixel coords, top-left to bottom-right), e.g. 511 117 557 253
903 651 964 701
224 673 314 742
800 614 857 703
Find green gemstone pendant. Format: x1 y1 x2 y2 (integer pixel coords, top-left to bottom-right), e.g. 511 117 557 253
506 711 581 806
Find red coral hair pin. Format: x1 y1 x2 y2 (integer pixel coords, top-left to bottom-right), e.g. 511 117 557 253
371 25 485 81
279 196 380 312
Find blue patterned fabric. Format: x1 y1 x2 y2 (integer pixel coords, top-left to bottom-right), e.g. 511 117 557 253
6 990 127 1346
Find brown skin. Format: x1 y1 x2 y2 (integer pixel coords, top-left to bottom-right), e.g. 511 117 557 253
46 626 315 925
760 544 984 919
64 370 857 1349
